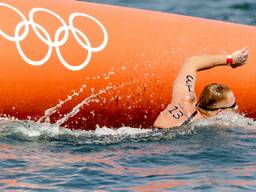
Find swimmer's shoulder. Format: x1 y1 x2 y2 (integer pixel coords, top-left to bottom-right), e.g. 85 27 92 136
154 101 197 129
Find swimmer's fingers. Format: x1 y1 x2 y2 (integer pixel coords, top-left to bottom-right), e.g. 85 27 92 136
242 47 249 61
230 47 249 68
241 47 248 52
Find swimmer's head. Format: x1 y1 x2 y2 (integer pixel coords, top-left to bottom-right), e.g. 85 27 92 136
196 83 237 116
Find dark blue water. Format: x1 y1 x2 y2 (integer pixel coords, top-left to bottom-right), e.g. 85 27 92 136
85 0 256 25
1 113 256 191
1 1 256 191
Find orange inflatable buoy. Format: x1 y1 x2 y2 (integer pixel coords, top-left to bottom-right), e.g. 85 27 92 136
0 0 255 129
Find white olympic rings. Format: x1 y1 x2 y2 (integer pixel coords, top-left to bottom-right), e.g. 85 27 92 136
0 2 108 71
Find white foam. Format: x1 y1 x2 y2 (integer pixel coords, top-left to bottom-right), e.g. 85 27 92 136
94 126 152 136
192 111 256 129
0 121 73 137
0 111 255 140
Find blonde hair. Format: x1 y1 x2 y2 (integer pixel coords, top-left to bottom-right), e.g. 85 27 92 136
196 83 232 111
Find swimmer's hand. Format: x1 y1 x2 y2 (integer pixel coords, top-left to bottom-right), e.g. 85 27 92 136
230 47 249 68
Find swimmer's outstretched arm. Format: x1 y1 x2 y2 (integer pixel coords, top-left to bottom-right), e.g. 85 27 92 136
172 47 249 103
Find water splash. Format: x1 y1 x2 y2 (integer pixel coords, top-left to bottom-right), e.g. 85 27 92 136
38 84 87 123
56 84 113 126
38 68 116 124
56 79 136 126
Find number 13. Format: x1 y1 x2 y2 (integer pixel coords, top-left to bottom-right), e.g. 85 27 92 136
168 106 184 119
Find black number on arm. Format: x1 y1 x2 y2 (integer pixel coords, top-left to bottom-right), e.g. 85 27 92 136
173 111 184 119
168 105 184 119
185 75 194 93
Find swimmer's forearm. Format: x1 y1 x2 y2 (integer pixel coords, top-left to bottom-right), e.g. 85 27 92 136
184 55 227 71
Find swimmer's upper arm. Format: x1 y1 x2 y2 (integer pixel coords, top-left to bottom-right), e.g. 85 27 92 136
172 60 197 103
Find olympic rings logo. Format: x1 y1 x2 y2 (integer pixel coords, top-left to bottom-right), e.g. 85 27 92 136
0 2 108 71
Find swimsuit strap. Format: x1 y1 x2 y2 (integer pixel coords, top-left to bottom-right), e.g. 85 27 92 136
181 110 198 126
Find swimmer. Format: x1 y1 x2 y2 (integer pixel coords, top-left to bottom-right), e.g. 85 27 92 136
154 47 249 128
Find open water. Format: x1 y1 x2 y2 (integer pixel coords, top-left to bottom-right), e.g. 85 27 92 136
1 0 256 191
